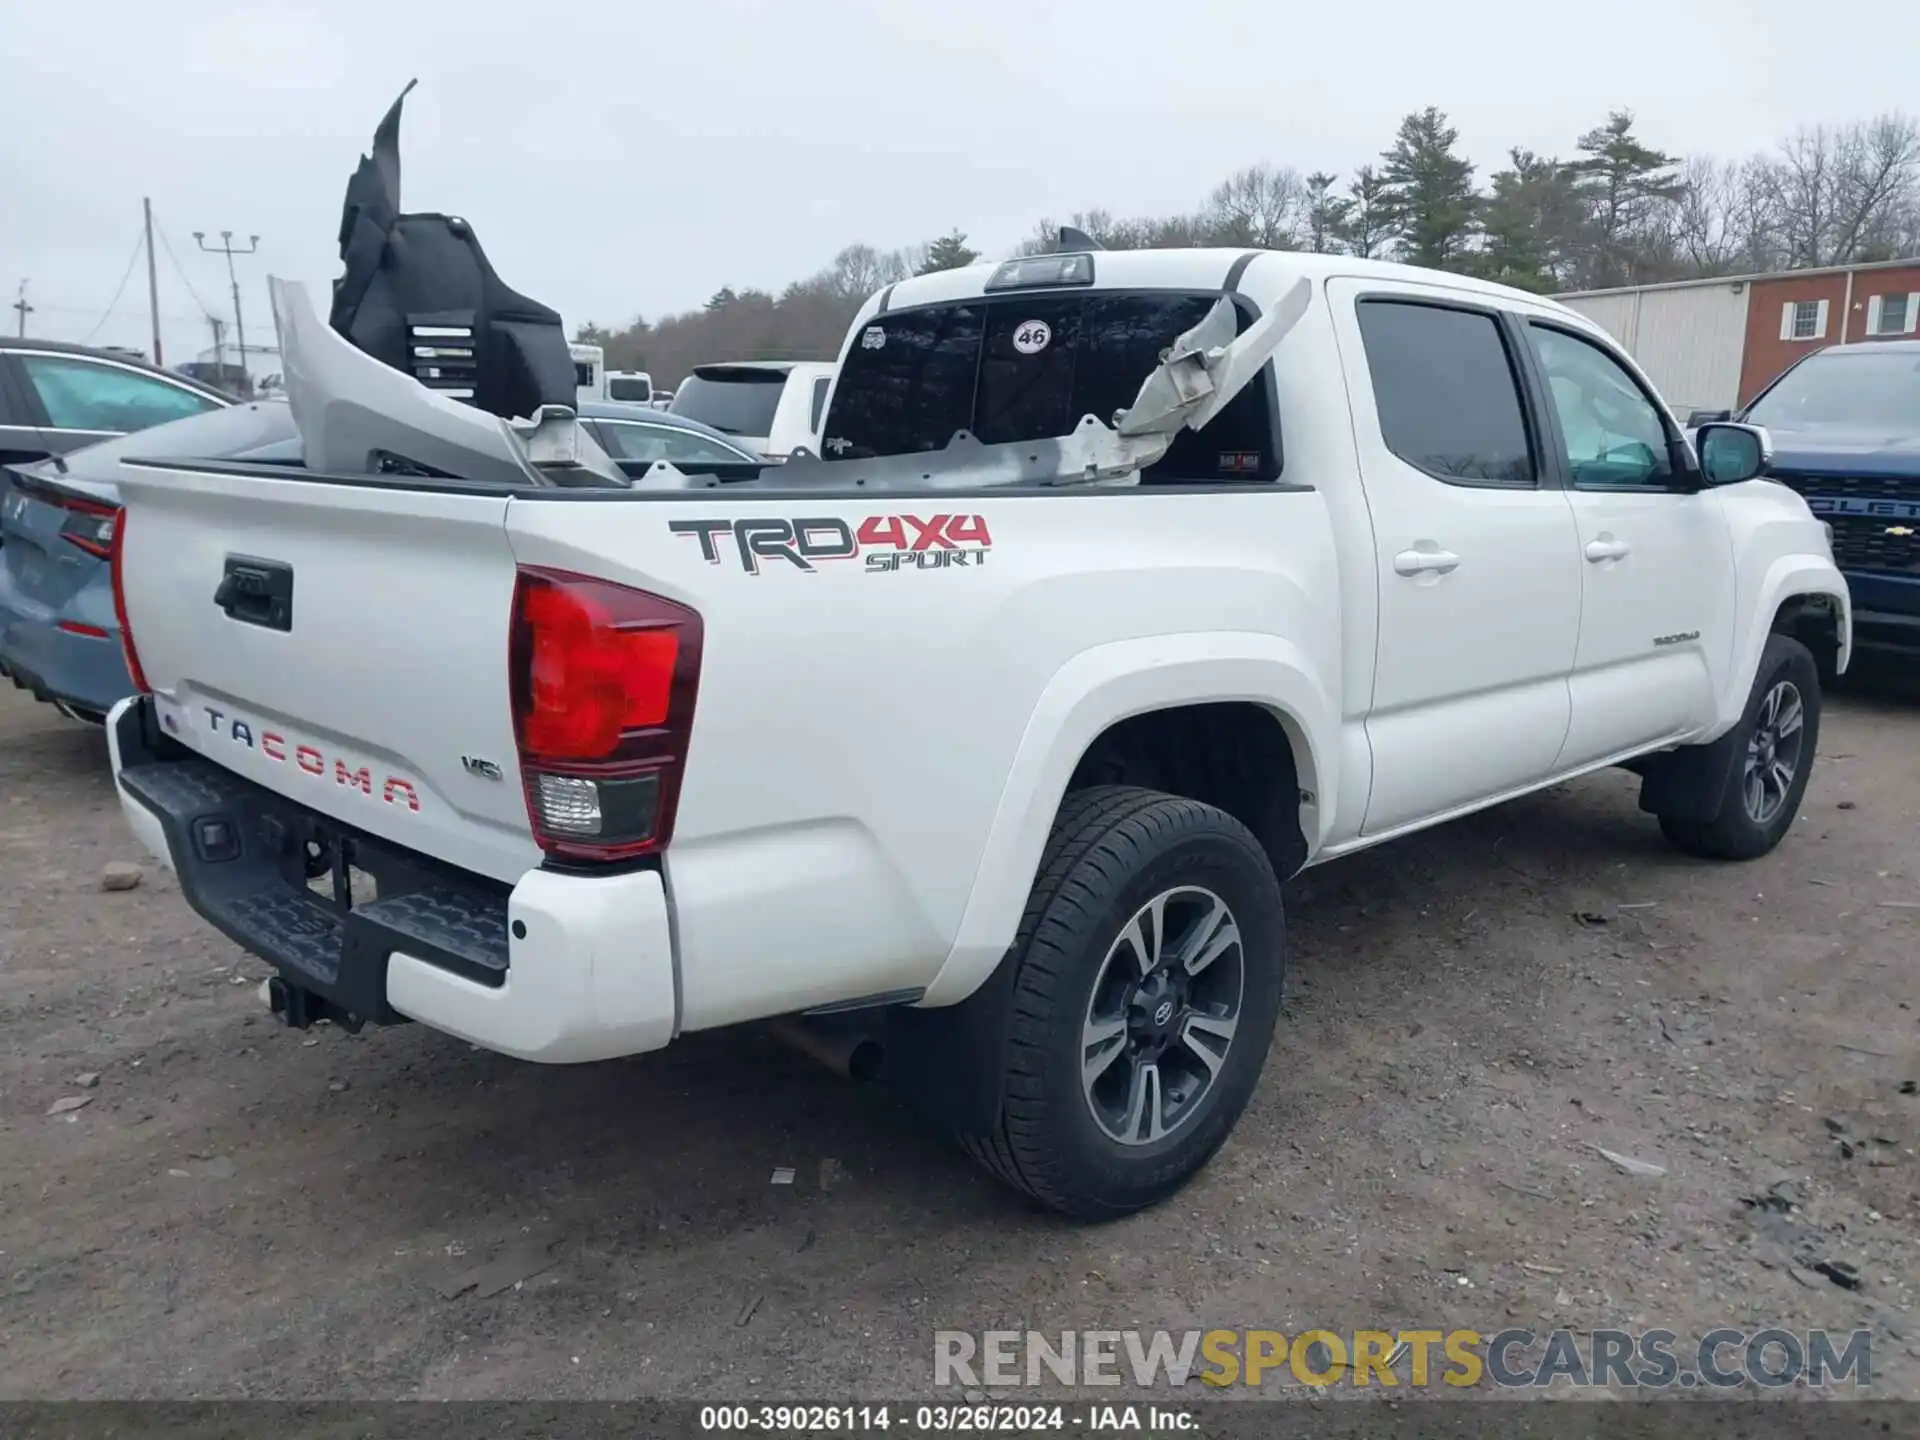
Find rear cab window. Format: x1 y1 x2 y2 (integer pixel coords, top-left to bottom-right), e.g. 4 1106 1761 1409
822 290 1281 484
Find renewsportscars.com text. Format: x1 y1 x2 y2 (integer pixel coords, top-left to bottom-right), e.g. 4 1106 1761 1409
934 1328 1874 1390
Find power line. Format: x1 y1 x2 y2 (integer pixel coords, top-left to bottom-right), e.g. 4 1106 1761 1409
154 220 219 321
29 299 207 324
75 231 150 345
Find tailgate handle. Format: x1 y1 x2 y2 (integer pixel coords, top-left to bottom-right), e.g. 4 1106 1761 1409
213 555 294 633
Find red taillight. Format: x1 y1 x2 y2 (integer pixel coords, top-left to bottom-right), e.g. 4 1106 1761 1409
58 496 119 559
12 478 120 558
109 510 150 694
509 568 701 863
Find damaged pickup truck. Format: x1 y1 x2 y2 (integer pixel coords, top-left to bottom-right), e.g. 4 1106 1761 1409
102 90 1849 1218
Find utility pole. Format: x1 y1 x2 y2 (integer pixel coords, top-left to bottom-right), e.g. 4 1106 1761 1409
143 198 164 365
194 229 259 395
11 280 31 338
207 314 227 379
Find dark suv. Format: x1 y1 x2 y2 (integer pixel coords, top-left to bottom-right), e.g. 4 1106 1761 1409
1696 340 1920 664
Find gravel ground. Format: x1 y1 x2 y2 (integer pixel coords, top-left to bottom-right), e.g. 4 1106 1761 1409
1 673 1915 1401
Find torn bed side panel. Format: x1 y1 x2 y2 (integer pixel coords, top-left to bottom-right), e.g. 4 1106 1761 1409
271 277 625 489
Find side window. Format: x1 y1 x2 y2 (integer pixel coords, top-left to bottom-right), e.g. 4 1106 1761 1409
808 376 830 433
596 422 745 466
1525 325 1674 490
19 354 220 434
1356 300 1535 487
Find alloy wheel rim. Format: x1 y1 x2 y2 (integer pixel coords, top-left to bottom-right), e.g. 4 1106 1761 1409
1080 886 1246 1147
1742 679 1806 825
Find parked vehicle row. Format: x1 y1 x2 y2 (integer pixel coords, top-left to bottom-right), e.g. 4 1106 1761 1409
101 239 1848 1220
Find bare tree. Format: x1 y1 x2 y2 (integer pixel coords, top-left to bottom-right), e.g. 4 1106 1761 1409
1203 164 1308 249
1760 115 1920 266
1834 114 1920 259
823 243 911 302
1673 158 1755 275
1018 209 1126 254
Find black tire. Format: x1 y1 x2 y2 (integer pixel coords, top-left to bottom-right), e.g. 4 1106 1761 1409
958 785 1286 1219
1658 634 1822 861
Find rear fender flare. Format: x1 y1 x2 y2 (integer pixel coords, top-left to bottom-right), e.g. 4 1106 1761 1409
920 632 1335 1007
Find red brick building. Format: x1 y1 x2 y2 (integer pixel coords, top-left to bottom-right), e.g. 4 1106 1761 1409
1737 261 1920 405
1557 258 1920 415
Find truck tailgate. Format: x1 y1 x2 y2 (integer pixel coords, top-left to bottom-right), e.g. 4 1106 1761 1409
113 466 540 883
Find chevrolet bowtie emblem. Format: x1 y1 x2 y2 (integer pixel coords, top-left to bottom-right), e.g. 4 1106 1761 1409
1888 525 1916 538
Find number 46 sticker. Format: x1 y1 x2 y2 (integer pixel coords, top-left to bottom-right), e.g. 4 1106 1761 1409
1012 320 1052 355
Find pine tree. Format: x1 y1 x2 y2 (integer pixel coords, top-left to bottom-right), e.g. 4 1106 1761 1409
1339 166 1394 258
1477 150 1583 292
1377 107 1479 269
1304 171 1353 253
917 230 981 274
1570 111 1685 288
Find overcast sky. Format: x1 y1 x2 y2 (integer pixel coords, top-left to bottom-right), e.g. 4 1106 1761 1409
4 0 1917 366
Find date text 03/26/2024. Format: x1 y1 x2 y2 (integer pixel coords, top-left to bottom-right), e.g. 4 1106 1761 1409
698 1404 1189 1433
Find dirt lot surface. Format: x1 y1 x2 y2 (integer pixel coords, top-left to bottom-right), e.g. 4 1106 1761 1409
1 676 1916 1402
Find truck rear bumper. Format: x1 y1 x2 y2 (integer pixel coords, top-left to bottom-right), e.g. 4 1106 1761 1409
106 695 678 1063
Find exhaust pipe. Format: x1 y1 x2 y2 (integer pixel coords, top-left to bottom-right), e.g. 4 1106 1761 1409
766 1016 883 1082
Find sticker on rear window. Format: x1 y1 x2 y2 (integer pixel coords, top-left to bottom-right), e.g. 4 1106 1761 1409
861 326 886 351
1012 320 1052 355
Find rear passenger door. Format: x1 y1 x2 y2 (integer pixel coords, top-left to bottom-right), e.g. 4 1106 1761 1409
1328 281 1583 835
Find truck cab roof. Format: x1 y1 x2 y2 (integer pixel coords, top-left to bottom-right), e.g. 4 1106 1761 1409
865 247 1587 321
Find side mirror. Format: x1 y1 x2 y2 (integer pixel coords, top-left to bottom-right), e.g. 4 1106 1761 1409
1685 407 1733 429
1696 422 1772 486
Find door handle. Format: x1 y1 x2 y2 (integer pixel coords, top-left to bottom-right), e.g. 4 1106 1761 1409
1584 536 1631 563
1393 547 1461 577
214 554 295 632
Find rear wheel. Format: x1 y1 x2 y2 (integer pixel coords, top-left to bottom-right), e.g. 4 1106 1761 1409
958 786 1285 1219
1658 634 1821 860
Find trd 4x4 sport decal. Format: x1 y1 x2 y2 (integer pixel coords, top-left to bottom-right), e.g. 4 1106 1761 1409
669 514 993 575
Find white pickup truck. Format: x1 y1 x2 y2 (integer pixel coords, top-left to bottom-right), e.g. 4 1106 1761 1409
104 245 1849 1219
